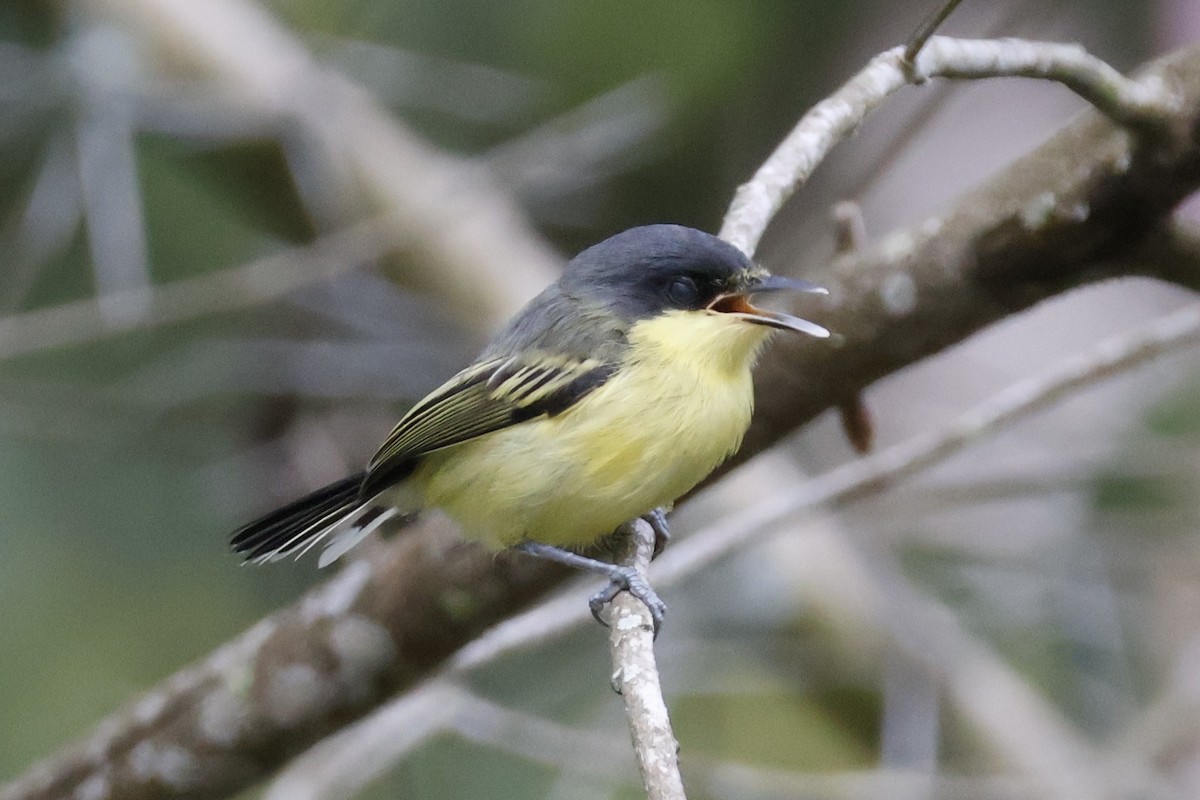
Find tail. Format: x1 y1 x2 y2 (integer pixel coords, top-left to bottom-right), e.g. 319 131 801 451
230 472 402 567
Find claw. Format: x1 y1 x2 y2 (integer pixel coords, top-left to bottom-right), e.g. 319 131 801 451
588 565 667 636
515 540 668 635
589 583 619 625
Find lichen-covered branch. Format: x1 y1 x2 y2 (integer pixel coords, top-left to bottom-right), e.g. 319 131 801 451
733 42 1200 467
0 518 571 800
720 35 1181 257
910 37 1179 125
607 520 687 800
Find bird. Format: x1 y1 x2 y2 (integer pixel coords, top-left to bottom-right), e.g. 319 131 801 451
231 224 829 629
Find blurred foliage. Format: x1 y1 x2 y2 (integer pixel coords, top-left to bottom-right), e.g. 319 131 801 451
0 2 57 48
139 136 316 272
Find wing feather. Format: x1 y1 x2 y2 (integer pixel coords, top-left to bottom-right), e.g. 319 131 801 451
360 354 614 498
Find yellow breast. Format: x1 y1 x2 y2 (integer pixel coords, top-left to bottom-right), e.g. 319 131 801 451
413 311 772 549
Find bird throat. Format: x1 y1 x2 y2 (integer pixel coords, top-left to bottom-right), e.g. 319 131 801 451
625 309 772 376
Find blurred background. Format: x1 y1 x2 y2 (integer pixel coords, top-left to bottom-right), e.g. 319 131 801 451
2 0 1200 798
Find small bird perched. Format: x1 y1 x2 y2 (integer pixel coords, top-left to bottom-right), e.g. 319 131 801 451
231 225 828 628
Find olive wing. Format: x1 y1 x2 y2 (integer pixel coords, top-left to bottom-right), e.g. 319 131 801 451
360 354 614 498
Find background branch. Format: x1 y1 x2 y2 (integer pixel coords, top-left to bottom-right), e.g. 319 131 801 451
719 34 1180 257
84 0 559 329
0 213 403 361
735 42 1200 466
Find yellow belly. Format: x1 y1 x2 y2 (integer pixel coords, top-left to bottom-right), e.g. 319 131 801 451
411 311 770 549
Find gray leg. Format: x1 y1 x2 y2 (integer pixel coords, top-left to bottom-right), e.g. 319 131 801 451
641 507 671 559
515 541 667 633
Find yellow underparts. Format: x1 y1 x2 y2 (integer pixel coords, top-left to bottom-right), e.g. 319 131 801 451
410 310 772 549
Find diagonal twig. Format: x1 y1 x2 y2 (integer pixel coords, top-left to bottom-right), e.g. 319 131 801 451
721 35 1179 257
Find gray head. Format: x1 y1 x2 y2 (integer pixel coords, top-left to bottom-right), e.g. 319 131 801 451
559 224 828 335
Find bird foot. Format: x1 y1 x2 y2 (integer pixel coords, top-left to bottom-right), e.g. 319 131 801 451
515 540 667 635
588 565 667 636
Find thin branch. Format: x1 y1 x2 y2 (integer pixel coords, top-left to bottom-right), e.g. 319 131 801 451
904 0 969 66
266 682 632 800
483 75 669 223
262 682 465 800
607 521 687 800
72 22 153 324
720 35 1180 256
83 0 559 329
317 35 546 125
830 201 874 454
915 38 1180 125
0 213 403 362
697 762 1037 800
850 542 1103 798
863 0 1057 203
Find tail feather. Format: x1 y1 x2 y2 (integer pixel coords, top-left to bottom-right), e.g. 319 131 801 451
231 473 371 564
316 507 400 567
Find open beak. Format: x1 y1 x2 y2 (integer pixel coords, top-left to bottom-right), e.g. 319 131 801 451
707 274 830 338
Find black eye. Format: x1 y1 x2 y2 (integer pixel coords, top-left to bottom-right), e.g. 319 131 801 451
666 276 700 307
